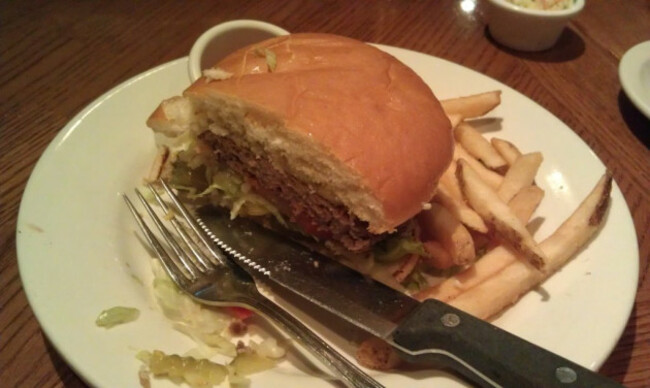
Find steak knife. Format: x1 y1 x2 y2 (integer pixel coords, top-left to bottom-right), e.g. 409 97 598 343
194 208 623 388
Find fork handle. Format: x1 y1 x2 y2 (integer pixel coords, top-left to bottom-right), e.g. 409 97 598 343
251 297 385 388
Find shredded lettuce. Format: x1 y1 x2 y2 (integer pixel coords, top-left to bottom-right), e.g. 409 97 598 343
95 306 140 328
402 269 430 293
170 161 286 225
229 351 277 377
249 338 286 359
140 261 286 387
161 124 288 227
208 170 242 197
156 130 199 154
176 170 240 201
169 163 208 192
173 323 237 358
150 261 233 352
229 194 286 225
373 235 429 263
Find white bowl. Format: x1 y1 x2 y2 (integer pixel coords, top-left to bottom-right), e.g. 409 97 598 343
188 20 289 82
484 0 585 52
619 40 650 119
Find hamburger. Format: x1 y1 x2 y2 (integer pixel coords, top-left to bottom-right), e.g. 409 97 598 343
147 33 453 276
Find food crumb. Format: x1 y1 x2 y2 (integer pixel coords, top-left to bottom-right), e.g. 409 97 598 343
138 365 151 388
26 223 45 233
203 67 233 82
229 320 248 336
95 306 140 328
356 337 401 370
533 286 550 301
236 340 248 352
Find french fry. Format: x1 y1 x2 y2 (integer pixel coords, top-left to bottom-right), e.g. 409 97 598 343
415 245 517 302
416 184 545 302
421 240 455 269
508 185 545 224
447 113 464 129
438 161 488 232
457 159 547 270
453 143 504 190
455 122 508 173
439 160 464 201
448 172 612 319
358 88 615 370
497 152 543 203
491 138 522 166
435 187 489 233
417 202 476 266
440 91 502 119
540 172 612 268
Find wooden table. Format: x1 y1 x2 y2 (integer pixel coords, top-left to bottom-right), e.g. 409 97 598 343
2 1 648 387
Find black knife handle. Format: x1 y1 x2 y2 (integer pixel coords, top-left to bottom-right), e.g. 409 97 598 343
391 299 624 388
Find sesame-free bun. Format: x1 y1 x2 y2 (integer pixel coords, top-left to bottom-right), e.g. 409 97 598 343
148 33 453 233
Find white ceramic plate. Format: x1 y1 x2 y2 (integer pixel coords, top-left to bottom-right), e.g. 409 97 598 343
18 45 638 388
619 40 650 118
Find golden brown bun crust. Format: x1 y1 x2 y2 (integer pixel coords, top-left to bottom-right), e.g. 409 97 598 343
184 33 453 231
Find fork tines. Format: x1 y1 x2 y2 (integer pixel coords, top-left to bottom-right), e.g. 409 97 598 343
122 180 228 286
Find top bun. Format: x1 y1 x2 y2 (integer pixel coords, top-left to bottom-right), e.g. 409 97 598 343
148 33 453 234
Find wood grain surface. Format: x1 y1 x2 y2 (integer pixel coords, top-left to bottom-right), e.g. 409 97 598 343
1 1 648 387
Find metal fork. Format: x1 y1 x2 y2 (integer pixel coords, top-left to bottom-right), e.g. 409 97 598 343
123 182 384 388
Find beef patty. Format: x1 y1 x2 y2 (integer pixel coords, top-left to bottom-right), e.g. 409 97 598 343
199 131 384 252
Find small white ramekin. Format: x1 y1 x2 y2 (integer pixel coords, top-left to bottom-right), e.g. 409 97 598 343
484 0 585 52
188 20 289 82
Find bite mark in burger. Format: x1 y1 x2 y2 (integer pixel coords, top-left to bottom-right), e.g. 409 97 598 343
147 33 453 273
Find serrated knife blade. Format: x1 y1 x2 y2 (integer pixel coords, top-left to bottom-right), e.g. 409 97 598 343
196 208 623 388
197 209 416 340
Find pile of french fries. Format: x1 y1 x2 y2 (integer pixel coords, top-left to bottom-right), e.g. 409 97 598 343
357 90 612 370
